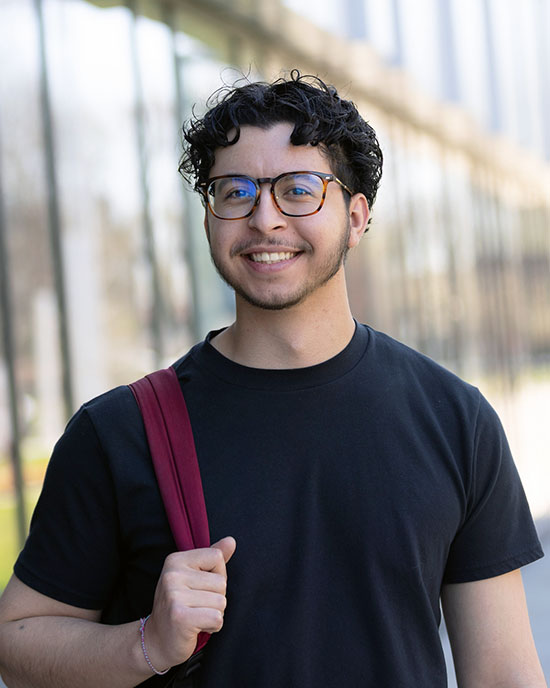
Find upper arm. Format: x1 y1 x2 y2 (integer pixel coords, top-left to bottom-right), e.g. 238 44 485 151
441 569 546 687
0 575 101 625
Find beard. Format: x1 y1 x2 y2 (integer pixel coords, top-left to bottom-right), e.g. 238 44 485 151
208 219 351 311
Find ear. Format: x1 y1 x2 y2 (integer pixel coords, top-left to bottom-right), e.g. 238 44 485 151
347 193 370 248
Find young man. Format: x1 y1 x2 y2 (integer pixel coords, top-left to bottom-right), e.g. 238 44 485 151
0 72 546 687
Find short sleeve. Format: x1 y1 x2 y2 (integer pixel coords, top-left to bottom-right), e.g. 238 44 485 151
14 406 121 609
444 393 543 583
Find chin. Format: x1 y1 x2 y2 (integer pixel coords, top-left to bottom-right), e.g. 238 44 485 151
237 288 308 311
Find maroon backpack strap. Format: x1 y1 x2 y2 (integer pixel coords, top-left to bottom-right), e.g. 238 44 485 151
129 367 210 550
129 366 210 653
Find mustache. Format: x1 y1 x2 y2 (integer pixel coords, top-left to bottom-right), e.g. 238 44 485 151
230 239 312 257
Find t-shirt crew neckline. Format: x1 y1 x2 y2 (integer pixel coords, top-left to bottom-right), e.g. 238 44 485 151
189 321 371 391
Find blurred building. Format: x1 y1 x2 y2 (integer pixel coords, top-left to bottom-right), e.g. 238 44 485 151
0 0 549 514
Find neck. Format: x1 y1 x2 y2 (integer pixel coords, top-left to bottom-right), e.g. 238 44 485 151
210 272 356 369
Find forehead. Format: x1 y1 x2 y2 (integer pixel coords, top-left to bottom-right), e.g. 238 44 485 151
209 122 331 177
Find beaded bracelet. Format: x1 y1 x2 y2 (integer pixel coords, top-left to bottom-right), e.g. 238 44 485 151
139 615 171 676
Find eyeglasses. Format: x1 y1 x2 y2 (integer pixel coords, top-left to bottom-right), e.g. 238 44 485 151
200 171 353 220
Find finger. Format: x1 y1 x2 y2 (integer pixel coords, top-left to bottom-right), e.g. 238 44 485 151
211 536 237 564
164 547 227 575
180 606 226 634
176 589 227 612
183 569 227 594
183 540 235 576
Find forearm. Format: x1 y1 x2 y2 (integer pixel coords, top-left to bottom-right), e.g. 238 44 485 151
0 615 155 688
0 541 235 687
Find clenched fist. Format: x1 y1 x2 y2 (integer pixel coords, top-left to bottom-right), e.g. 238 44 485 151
140 537 236 671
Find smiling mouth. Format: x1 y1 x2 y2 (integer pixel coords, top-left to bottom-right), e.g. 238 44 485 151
247 251 299 264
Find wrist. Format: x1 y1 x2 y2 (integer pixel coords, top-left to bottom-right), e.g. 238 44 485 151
138 616 171 676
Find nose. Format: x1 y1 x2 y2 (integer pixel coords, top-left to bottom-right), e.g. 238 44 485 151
247 184 287 233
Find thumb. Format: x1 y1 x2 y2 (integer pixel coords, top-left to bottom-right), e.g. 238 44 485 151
211 536 237 564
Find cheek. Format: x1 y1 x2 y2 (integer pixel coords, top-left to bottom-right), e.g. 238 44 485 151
207 225 236 258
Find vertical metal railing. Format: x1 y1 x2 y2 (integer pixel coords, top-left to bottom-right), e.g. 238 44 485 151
164 3 202 344
127 0 164 368
387 120 413 344
440 149 463 374
480 0 502 133
34 0 74 420
436 0 459 102
0 117 26 548
389 0 404 67
345 0 368 40
535 0 550 161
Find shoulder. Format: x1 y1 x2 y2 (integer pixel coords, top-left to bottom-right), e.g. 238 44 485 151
365 325 468 379
44 384 144 485
59 385 142 457
362 325 481 411
80 383 138 420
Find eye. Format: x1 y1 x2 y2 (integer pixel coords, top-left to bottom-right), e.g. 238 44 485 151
225 186 255 200
286 184 311 197
211 177 256 203
276 174 323 202
280 178 314 196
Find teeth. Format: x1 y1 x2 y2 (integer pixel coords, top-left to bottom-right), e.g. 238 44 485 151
249 252 295 264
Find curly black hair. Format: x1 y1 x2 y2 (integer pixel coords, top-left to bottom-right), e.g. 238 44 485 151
179 70 383 220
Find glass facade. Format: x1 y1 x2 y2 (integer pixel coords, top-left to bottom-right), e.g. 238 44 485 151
0 0 549 525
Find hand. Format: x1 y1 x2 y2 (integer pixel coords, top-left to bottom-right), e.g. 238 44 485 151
142 537 236 670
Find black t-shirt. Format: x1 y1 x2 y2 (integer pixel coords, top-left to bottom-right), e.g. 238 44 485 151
15 324 543 687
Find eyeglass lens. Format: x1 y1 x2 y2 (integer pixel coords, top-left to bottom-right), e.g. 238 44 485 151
206 173 326 219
